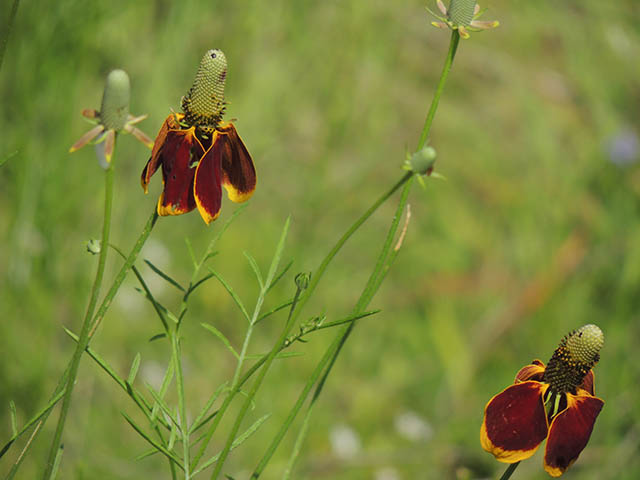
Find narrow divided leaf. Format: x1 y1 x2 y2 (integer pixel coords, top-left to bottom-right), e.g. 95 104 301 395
244 252 264 290
122 412 183 467
9 401 17 437
201 323 239 360
256 298 294 324
149 333 167 342
209 269 251 322
190 382 227 435
266 259 294 293
128 353 141 385
264 216 291 290
144 259 185 292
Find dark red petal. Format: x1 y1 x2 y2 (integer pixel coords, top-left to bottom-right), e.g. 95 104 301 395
580 370 595 396
193 138 223 224
216 122 256 203
544 393 604 477
515 360 546 383
481 381 549 463
157 129 199 216
141 113 185 192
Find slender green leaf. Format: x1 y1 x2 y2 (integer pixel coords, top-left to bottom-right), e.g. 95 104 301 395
245 352 303 360
0 150 17 167
186 272 215 301
128 353 141 385
145 384 180 430
46 444 64 480
149 333 167 342
201 323 239 360
255 298 294 324
266 259 294 293
135 448 159 461
264 216 291 290
9 401 17 437
144 259 185 292
209 269 250 322
316 310 380 331
189 382 227 435
184 237 197 269
150 361 174 424
244 251 264 290
192 414 271 476
122 412 183 467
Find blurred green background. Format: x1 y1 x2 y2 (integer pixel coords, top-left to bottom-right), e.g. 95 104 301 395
1 0 639 478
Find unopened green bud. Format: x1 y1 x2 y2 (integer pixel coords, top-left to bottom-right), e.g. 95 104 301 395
448 0 476 26
295 272 311 291
409 146 437 175
182 49 227 129
566 324 604 365
86 239 101 255
100 69 130 131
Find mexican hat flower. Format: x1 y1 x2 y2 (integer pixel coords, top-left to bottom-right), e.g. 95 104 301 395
141 49 256 224
70 69 153 168
481 324 604 477
427 0 499 39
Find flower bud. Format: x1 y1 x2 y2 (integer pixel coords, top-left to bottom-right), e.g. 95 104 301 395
100 69 130 131
409 146 437 175
295 272 311 291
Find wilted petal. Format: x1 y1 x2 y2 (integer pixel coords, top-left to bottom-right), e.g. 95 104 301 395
127 125 154 149
515 360 545 383
579 370 595 396
193 138 223 224
142 113 185 191
470 20 500 30
437 0 447 15
81 109 99 119
69 125 104 153
481 381 549 463
431 21 448 29
544 393 604 477
156 129 199 216
215 123 257 203
458 26 470 39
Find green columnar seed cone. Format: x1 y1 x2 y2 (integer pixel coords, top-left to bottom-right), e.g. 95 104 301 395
543 324 604 394
566 324 604 365
100 69 130 131
448 0 476 26
182 49 227 128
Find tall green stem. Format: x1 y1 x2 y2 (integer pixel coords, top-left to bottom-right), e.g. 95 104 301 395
253 30 462 478
417 30 460 150
43 142 117 478
0 0 20 73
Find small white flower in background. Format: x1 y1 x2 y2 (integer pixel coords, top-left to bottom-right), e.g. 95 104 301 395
375 467 400 480
394 411 433 442
329 424 361 460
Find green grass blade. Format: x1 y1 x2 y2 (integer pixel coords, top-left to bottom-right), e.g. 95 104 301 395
128 353 141 385
244 251 264 290
9 401 17 437
209 269 251 322
122 413 184 468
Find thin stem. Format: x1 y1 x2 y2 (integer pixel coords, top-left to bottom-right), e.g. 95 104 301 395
499 462 520 480
0 0 20 73
43 145 117 478
252 178 413 479
416 30 460 150
210 281 305 479
256 29 461 478
171 332 190 479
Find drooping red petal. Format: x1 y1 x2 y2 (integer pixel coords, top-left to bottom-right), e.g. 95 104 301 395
515 360 545 383
156 128 200 216
544 392 604 477
141 113 185 192
215 122 256 203
579 370 595 396
481 381 549 463
193 134 223 224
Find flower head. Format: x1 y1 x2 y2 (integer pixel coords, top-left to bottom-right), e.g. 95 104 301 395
481 324 604 477
141 49 256 224
427 0 499 39
70 69 153 169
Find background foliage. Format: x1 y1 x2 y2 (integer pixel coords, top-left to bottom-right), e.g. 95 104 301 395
1 0 639 478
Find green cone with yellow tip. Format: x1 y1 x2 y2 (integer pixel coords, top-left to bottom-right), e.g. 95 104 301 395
566 324 604 365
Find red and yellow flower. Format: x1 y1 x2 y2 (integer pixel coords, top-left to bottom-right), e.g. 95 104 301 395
141 49 256 224
481 324 604 477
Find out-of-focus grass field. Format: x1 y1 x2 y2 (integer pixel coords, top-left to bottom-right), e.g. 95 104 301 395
1 0 639 478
